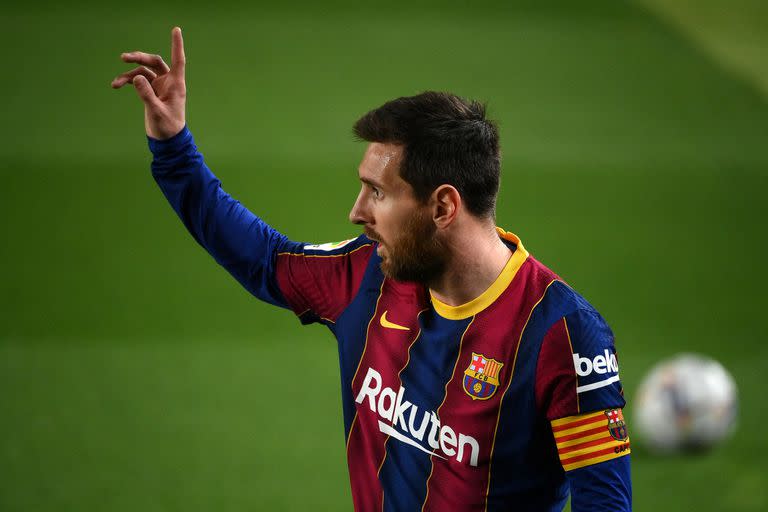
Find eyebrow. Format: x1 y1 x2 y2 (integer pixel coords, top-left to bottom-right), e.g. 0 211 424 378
359 176 384 189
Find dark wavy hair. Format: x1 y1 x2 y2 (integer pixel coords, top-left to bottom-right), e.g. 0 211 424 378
353 91 501 218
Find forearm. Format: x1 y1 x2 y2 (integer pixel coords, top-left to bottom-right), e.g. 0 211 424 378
148 126 295 306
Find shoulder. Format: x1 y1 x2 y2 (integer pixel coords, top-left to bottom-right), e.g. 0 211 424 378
535 281 624 412
527 256 621 382
273 234 380 324
530 261 616 375
514 256 601 330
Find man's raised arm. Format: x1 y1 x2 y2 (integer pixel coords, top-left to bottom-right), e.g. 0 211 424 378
111 28 374 320
110 27 300 307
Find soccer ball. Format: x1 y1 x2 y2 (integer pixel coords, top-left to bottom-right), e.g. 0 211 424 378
633 353 737 453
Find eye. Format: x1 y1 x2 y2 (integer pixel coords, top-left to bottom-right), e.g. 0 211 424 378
371 186 382 199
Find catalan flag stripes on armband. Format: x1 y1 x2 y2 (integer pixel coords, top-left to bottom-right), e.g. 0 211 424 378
551 409 631 471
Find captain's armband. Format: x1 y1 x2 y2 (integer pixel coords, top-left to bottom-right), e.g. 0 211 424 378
551 409 631 471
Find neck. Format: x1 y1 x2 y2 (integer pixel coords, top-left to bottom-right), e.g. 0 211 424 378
428 222 512 307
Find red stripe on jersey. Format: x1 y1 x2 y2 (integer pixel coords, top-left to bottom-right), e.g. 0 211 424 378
346 278 426 512
421 260 555 511
275 243 374 322
535 317 580 421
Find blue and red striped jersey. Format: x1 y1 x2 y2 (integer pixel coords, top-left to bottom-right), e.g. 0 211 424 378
149 127 632 511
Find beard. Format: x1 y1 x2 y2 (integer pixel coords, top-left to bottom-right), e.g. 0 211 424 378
367 210 447 284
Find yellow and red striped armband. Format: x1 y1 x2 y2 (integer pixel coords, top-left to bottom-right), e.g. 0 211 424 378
551 408 631 471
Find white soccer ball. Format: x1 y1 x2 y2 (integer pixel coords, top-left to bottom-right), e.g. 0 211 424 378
633 353 738 453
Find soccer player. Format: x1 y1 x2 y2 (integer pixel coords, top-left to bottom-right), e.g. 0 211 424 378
112 28 632 511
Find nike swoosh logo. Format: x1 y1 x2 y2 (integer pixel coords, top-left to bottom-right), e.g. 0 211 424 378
380 310 410 331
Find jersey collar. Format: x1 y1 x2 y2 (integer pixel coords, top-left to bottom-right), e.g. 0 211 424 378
430 228 529 320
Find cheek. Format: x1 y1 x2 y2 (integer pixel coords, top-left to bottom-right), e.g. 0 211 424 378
383 210 409 239
377 196 419 238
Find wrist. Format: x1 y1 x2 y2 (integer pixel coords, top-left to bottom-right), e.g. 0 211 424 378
147 125 193 158
147 120 186 141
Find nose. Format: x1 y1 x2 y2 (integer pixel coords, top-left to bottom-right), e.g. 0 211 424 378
349 187 369 225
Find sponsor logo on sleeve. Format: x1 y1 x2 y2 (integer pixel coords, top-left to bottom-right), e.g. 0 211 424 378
572 349 621 394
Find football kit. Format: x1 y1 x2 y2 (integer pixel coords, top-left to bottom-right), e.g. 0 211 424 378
148 127 632 511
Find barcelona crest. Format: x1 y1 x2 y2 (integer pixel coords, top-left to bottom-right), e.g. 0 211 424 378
605 409 629 441
463 353 504 400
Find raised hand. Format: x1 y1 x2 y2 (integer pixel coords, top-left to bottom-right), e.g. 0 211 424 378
112 27 187 140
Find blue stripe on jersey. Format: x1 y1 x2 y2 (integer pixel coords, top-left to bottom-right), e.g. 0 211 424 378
564 308 625 413
486 281 579 512
332 254 386 439
379 311 472 512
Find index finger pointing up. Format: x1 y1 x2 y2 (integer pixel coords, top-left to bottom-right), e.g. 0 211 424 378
171 26 185 76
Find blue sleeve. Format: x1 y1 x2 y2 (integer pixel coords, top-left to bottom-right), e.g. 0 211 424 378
568 455 632 511
565 308 625 413
148 126 303 308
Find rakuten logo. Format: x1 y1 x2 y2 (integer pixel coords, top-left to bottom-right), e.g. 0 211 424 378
355 367 480 466
573 349 619 377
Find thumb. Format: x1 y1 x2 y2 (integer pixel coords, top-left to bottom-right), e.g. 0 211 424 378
132 75 161 109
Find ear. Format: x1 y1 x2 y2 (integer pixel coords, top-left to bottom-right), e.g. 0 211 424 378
431 184 461 228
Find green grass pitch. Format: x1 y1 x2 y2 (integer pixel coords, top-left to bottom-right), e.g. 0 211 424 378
1 1 766 510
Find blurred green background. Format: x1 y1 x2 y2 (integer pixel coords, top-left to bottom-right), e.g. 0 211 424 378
1 0 766 510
